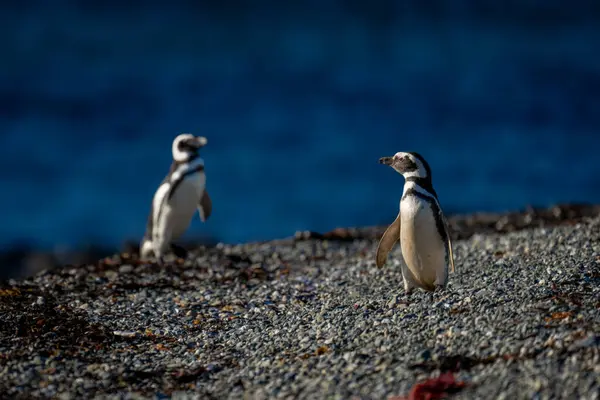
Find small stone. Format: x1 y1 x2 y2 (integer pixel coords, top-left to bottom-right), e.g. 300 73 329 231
112 331 137 338
119 264 133 274
418 349 431 362
104 270 118 280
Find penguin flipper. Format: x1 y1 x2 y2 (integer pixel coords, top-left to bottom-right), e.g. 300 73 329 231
376 212 401 268
440 211 455 273
198 190 212 222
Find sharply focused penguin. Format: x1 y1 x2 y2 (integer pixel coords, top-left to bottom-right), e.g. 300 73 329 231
376 152 455 293
140 134 212 263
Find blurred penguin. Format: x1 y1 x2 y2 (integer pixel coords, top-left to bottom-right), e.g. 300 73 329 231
140 134 212 263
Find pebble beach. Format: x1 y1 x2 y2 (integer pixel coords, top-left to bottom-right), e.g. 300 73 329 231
1 205 599 399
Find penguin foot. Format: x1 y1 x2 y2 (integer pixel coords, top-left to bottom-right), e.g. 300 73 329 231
433 284 445 293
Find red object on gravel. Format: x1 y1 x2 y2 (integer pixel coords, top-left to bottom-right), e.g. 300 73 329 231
389 372 467 400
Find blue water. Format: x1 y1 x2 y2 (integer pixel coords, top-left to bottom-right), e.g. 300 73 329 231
1 2 599 250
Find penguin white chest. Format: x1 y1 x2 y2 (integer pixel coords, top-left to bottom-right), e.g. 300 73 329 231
399 195 446 287
163 172 205 239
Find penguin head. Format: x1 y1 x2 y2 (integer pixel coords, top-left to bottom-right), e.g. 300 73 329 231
379 152 431 179
172 133 208 162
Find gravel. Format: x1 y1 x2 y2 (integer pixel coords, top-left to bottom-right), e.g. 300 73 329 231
1 213 600 399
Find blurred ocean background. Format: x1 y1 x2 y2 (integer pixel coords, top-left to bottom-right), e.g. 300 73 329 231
1 0 599 257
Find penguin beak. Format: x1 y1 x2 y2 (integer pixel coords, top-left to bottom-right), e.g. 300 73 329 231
192 136 208 148
187 136 208 150
379 157 393 166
